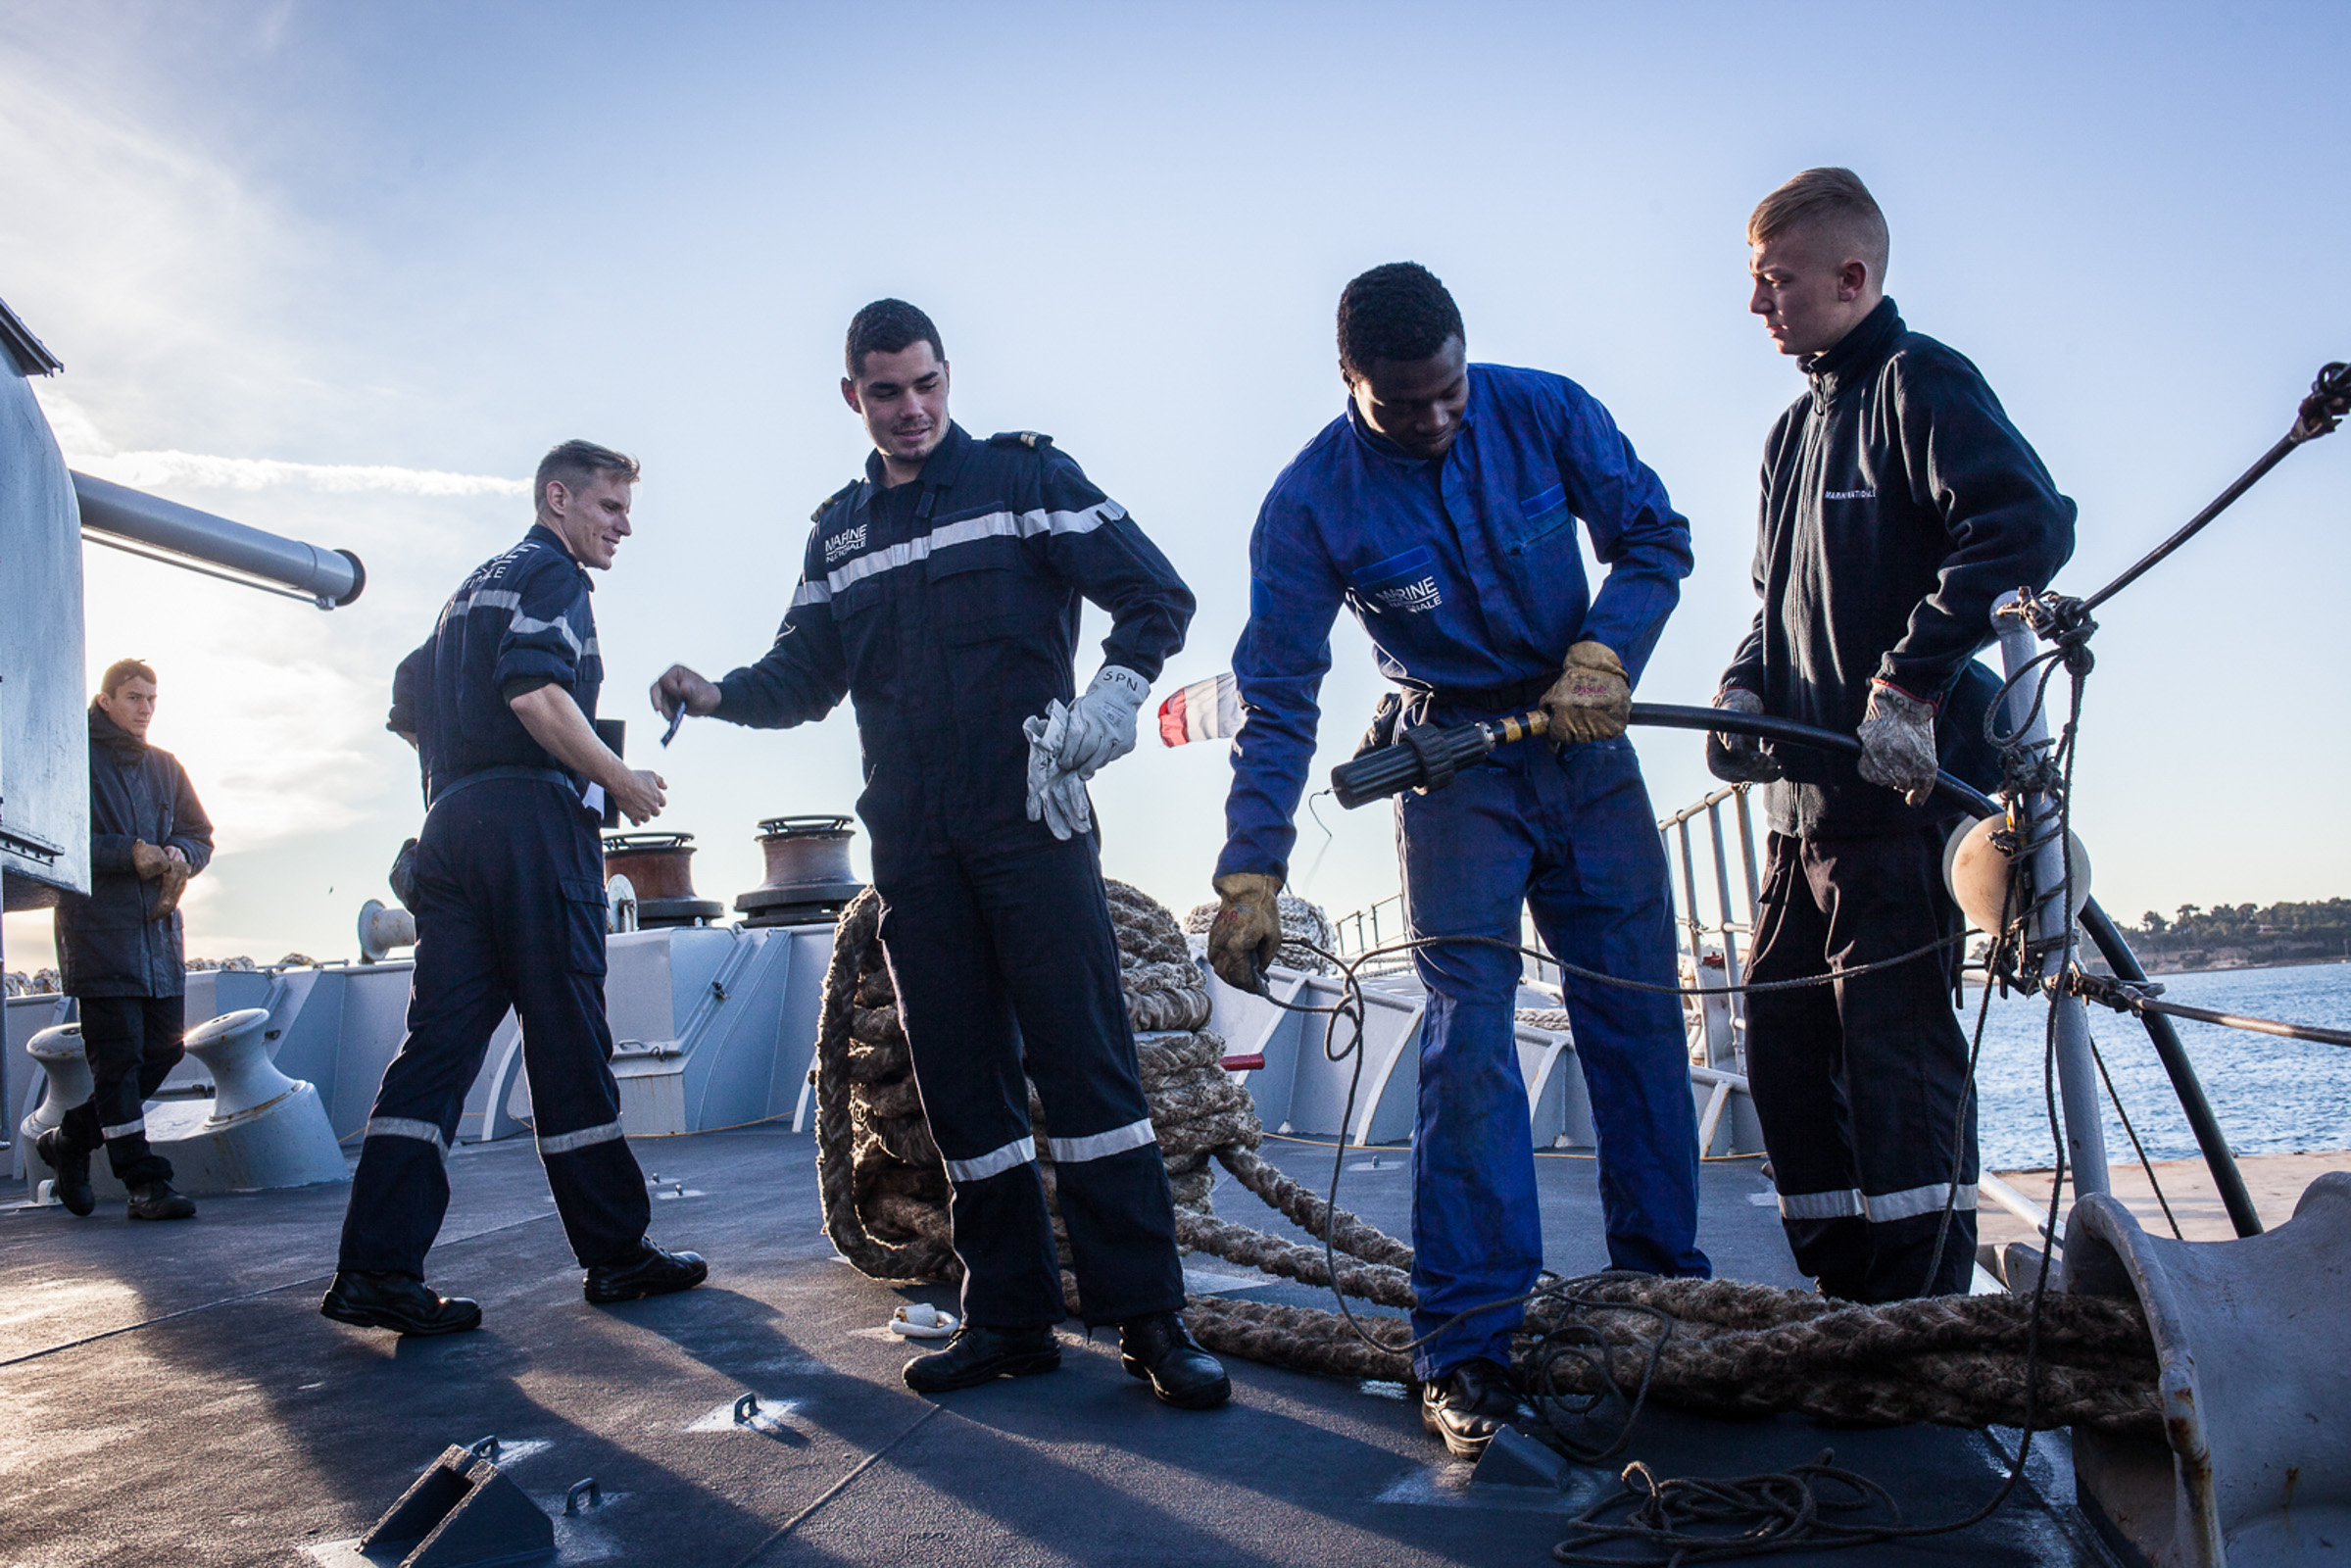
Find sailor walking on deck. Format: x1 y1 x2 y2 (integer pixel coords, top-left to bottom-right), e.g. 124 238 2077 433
1709 169 2077 1301
651 300 1229 1410
39 659 213 1223
323 440 708 1337
1206 264 1711 1458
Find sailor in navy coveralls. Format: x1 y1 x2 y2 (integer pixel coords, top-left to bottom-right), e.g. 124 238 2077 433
653 301 1228 1409
1206 265 1709 1457
323 441 707 1337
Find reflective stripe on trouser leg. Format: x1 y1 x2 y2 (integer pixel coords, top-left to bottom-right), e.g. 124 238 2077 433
341 782 649 1277
968 829 1183 1327
879 826 1185 1329
1744 825 1979 1301
67 995 182 1187
879 849 1061 1329
1524 736 1707 1281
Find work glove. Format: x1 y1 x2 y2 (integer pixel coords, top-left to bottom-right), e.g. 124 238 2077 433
150 858 191 920
1023 702 1095 841
1057 665 1151 779
130 839 171 879
1705 688 1784 784
1540 641 1631 745
1206 871 1284 993
1855 679 1939 807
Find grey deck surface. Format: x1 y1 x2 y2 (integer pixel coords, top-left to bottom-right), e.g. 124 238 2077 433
0 1129 2114 1567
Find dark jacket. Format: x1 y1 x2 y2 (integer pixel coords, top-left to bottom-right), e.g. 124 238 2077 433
390 522 603 807
714 423 1194 852
1720 299 2076 836
56 705 215 998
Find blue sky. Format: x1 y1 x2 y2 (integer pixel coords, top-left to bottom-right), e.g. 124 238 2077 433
4 1 2348 969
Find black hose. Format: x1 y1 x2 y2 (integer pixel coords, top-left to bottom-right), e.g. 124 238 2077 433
1632 701 2263 1238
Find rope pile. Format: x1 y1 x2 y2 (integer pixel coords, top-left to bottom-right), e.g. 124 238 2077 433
810 881 2163 1440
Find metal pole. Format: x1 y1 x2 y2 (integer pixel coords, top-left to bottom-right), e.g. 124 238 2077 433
1992 589 2111 1205
72 471 365 607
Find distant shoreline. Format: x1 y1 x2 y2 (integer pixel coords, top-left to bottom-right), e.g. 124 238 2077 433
1963 955 2351 987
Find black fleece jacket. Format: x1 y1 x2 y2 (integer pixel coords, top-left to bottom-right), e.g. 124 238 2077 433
55 706 215 998
1721 299 2076 836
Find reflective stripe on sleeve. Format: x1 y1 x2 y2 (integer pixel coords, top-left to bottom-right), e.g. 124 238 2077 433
510 612 584 655
1777 1187 1866 1221
100 1117 146 1141
791 580 832 608
945 1135 1037 1185
537 1119 625 1155
365 1116 449 1157
1863 1182 1978 1223
1046 1117 1158 1165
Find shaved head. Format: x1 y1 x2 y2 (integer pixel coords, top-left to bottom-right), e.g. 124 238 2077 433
1748 167 1889 285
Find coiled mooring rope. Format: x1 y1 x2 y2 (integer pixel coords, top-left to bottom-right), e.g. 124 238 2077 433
808 878 2163 1443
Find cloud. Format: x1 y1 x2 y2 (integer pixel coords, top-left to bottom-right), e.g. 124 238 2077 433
73 449 527 498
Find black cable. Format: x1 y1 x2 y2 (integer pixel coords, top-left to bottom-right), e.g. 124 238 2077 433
2085 1025 2185 1241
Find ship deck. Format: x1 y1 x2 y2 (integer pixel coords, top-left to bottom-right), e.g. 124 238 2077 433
0 1127 2118 1567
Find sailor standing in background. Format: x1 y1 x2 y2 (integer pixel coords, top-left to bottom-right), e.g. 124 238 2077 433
1710 169 2076 1300
323 439 707 1337
1206 264 1709 1459
651 299 1228 1409
40 659 213 1223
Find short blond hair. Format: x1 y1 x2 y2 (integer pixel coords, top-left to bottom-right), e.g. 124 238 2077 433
1748 168 1889 279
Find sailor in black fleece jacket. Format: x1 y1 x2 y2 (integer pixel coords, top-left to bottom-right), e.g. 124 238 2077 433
1712 170 2076 1301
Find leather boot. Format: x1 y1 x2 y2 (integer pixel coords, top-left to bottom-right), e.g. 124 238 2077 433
126 1180 196 1221
319 1271 482 1336
584 1239 709 1304
1118 1311 1232 1409
1420 1356 1536 1458
902 1325 1061 1394
34 1129 94 1217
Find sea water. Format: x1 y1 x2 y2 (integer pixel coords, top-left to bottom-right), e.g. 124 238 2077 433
1968 960 2351 1169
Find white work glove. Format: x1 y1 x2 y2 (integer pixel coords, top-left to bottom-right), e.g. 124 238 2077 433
1023 702 1095 841
1057 665 1150 779
1855 679 1939 807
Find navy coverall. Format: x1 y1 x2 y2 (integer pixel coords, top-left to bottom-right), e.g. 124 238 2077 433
715 422 1194 1330
1722 299 2075 1300
1218 367 1710 1379
54 704 215 1185
338 523 651 1279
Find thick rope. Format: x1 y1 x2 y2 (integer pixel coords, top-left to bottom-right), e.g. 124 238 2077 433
810 880 2163 1440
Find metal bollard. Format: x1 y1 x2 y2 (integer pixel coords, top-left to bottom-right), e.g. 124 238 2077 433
1990 589 2111 1208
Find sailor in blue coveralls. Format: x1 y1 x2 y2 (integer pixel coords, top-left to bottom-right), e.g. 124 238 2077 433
322 440 707 1337
652 300 1228 1409
1206 265 1710 1457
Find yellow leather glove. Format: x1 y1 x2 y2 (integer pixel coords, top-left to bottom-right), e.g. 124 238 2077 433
1540 641 1630 744
1206 872 1283 993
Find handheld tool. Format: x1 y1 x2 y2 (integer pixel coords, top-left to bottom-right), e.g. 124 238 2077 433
1330 710 1548 809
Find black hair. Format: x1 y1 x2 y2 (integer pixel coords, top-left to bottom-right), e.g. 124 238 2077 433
1337 262 1464 377
534 439 640 514
845 298 945 378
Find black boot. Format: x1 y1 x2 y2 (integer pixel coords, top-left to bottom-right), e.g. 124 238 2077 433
902 1325 1061 1394
584 1239 708 1304
1118 1311 1232 1410
1419 1356 1536 1458
34 1129 94 1217
126 1180 196 1221
319 1271 482 1336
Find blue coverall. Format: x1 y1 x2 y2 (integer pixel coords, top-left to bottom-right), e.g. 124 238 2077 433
1218 366 1710 1378
338 523 652 1279
712 423 1196 1330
